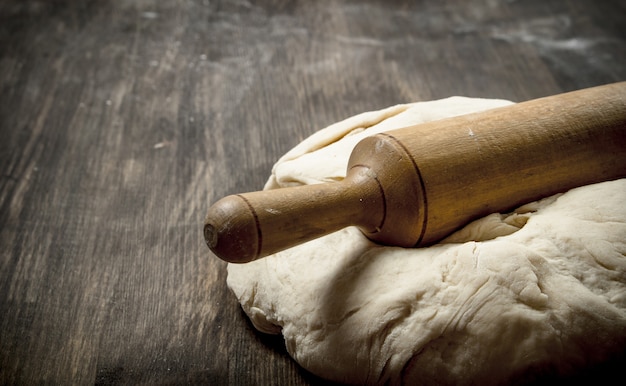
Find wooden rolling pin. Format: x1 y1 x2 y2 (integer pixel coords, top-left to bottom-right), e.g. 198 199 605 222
205 82 626 263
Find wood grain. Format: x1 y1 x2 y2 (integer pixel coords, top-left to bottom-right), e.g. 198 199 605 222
1 0 625 384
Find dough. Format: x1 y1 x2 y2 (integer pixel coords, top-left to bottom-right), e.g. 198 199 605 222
227 97 626 385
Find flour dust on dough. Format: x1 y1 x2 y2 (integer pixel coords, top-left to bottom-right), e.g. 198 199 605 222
226 97 626 385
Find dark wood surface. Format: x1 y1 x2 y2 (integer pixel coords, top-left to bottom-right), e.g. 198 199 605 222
1 1 624 384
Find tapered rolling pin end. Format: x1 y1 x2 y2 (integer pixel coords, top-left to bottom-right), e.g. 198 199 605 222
204 195 260 263
205 174 386 263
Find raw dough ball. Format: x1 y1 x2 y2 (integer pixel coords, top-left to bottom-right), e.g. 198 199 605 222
227 98 626 385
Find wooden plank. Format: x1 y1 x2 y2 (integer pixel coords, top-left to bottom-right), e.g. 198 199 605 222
0 0 624 384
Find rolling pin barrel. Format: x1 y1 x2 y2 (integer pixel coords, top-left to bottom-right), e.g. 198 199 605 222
206 82 626 263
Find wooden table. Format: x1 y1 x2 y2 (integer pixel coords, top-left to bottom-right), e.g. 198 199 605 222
1 1 624 384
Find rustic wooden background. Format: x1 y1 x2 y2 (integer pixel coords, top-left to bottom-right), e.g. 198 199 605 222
1 0 624 384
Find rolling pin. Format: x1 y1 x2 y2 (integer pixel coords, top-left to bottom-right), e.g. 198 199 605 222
205 82 626 263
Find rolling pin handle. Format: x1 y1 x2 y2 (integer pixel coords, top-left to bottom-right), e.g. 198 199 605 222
204 168 385 263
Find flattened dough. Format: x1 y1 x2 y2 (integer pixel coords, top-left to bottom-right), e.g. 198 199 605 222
227 97 626 385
